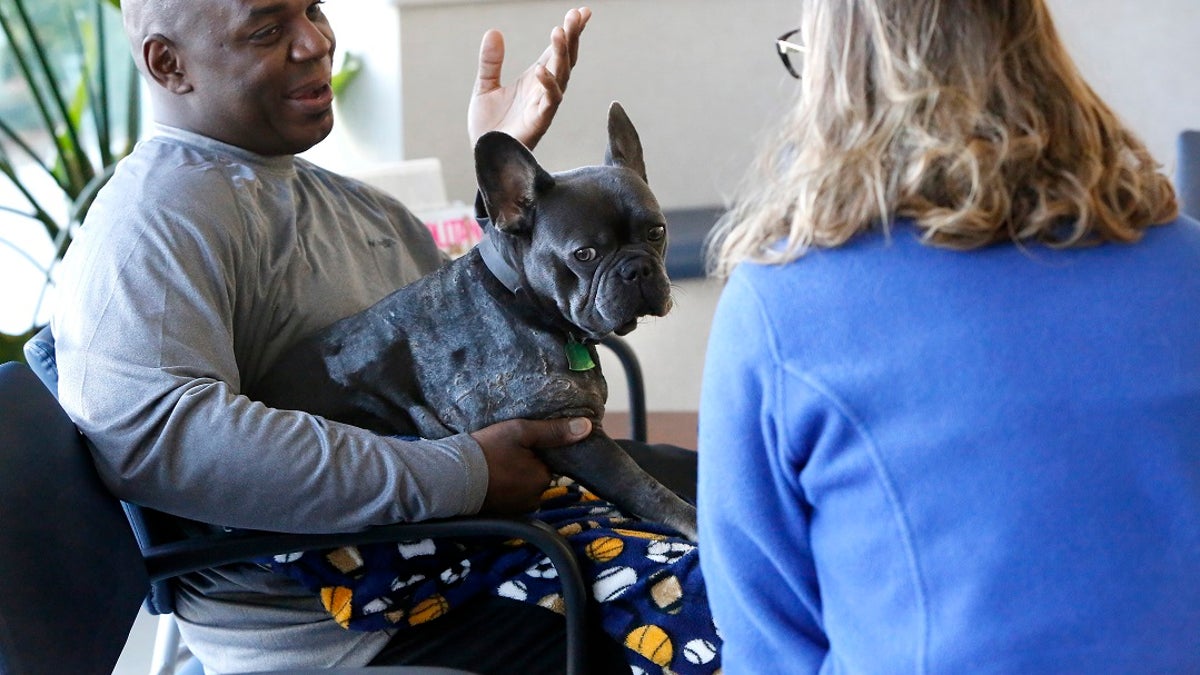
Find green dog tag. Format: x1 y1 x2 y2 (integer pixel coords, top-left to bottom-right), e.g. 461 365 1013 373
565 340 596 371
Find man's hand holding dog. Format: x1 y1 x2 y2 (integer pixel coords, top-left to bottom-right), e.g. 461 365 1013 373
471 417 593 514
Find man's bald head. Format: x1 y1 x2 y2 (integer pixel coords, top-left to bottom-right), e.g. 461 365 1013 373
121 0 338 155
122 0 192 59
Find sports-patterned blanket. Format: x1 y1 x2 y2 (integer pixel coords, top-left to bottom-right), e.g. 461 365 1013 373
265 478 722 674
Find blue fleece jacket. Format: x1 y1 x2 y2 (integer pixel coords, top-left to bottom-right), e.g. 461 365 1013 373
698 218 1200 674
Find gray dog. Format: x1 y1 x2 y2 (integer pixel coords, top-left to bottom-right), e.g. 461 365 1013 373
253 102 698 540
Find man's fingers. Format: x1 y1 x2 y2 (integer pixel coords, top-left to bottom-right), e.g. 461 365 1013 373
524 417 592 449
564 7 591 68
544 25 568 90
542 8 589 91
535 63 563 109
474 29 505 95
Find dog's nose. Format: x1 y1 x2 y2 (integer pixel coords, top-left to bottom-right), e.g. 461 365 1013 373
619 258 655 282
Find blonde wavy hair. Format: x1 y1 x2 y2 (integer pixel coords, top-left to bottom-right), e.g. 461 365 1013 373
708 0 1178 279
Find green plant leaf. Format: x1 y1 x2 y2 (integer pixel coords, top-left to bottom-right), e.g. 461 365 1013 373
0 7 69 192
9 0 91 191
72 0 113 167
0 113 57 182
331 52 362 98
0 151 59 240
0 0 138 334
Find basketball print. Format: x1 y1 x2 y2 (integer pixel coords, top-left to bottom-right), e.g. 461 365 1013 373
321 586 353 627
625 624 674 667
587 536 626 563
407 594 450 625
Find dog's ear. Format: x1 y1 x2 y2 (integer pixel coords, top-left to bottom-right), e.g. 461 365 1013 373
604 101 647 184
475 131 555 234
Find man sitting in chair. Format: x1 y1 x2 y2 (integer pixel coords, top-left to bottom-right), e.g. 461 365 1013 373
51 1 718 673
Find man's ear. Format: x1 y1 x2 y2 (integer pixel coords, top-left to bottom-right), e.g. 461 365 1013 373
475 132 554 234
604 101 647 184
144 34 193 94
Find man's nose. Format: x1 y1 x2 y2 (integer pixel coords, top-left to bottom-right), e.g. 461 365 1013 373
292 20 335 62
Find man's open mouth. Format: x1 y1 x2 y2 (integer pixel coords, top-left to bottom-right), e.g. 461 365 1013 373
290 83 332 101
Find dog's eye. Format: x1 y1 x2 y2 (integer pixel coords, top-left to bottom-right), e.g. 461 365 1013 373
647 226 666 242
574 247 598 262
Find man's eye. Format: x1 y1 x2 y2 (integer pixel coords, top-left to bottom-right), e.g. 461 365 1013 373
574 247 598 262
308 0 326 16
250 25 282 41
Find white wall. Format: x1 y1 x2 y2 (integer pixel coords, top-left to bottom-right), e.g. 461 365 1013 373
394 0 800 209
1047 0 1200 178
308 0 1200 412
314 0 1200 207
302 0 405 169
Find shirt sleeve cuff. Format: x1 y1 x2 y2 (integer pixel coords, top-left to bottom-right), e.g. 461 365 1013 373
448 431 489 515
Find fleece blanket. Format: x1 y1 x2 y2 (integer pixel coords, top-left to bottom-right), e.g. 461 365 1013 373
265 478 722 674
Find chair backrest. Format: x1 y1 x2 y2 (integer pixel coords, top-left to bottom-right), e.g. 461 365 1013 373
1178 130 1200 220
598 336 647 443
22 325 186 615
0 361 150 675
22 325 58 399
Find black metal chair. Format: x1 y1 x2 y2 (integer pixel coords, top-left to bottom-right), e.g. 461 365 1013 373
4 360 561 674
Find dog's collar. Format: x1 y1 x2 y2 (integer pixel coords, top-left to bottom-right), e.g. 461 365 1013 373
475 217 524 295
474 198 600 365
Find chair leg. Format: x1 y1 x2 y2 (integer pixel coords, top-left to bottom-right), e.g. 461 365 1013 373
149 614 200 675
148 614 179 675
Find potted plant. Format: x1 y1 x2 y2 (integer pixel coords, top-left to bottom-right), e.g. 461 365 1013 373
0 0 135 362
0 0 362 363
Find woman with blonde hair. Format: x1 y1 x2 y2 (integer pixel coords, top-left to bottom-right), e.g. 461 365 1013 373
697 0 1200 672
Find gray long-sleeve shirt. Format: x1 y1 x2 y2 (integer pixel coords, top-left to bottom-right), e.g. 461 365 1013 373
52 126 489 670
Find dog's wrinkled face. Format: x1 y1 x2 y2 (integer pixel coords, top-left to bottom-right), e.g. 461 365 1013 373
476 102 672 340
525 166 671 338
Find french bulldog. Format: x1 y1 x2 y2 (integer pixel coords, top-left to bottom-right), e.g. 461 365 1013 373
253 102 698 540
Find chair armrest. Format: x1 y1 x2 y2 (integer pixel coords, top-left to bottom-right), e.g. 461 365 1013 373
142 517 588 675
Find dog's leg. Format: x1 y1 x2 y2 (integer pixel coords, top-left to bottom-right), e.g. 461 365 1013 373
537 433 698 541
